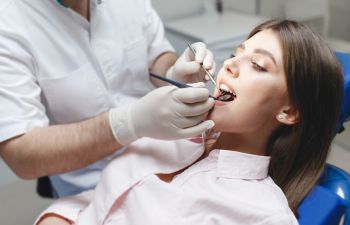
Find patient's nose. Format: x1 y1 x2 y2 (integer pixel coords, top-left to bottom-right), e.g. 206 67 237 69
224 59 239 78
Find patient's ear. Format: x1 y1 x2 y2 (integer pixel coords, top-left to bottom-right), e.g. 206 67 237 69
276 106 299 125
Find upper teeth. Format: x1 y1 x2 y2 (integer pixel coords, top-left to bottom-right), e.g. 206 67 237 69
219 83 233 93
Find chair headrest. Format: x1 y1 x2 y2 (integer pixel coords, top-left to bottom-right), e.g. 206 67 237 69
336 52 350 133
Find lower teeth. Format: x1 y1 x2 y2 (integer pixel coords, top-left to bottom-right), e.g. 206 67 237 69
218 89 234 101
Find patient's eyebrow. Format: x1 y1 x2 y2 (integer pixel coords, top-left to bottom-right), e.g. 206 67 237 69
237 43 277 66
237 43 245 51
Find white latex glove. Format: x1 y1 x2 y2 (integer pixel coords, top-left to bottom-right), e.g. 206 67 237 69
109 83 215 145
166 42 216 83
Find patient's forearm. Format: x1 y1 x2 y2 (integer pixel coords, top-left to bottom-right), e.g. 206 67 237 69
0 112 121 179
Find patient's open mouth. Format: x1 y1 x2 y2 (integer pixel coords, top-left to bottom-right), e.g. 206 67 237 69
217 84 236 102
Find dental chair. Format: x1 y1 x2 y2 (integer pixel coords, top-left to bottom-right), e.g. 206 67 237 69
298 165 350 225
298 52 350 225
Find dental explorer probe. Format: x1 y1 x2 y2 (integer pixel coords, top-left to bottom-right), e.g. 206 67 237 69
149 73 233 102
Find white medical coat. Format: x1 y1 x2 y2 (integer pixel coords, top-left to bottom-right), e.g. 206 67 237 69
0 0 174 196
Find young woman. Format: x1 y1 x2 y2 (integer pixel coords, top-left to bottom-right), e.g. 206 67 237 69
35 20 344 225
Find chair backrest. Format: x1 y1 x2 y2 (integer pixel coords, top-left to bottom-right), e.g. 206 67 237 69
298 164 350 225
336 52 350 133
320 164 350 225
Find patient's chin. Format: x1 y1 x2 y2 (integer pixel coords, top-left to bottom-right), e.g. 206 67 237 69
207 108 226 127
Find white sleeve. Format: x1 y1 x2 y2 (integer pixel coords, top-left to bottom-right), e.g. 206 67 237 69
0 25 48 142
34 190 93 225
144 0 175 68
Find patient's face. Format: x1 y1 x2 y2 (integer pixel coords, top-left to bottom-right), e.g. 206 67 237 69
209 29 289 134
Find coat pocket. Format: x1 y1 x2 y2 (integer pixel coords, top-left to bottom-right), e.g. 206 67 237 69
38 63 108 123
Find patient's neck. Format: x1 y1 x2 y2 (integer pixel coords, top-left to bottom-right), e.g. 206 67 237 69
209 132 268 156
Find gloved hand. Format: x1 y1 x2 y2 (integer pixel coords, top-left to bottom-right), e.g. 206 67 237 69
109 83 215 145
166 42 216 84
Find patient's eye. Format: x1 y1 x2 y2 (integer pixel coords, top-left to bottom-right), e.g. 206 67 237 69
251 60 267 72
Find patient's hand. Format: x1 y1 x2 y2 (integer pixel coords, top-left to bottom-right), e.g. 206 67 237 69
37 214 72 225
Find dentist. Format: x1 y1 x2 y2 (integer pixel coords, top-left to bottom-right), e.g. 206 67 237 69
0 0 215 197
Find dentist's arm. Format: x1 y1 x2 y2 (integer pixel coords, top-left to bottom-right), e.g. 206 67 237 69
0 112 120 179
149 51 177 87
0 46 214 179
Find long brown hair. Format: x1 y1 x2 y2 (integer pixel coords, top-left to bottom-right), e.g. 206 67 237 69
247 20 344 214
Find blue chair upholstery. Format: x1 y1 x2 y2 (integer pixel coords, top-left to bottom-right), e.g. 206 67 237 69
298 52 350 225
336 52 350 133
320 165 350 225
298 165 350 225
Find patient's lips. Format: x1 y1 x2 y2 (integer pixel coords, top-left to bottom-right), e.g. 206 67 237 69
217 84 236 102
